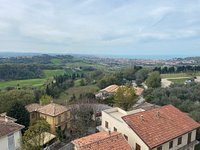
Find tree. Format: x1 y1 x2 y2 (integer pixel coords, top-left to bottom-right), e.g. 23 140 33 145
114 86 138 110
135 68 149 85
22 119 50 150
146 71 161 88
39 95 53 105
7 101 30 130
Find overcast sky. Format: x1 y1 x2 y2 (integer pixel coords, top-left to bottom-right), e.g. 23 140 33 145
0 0 200 56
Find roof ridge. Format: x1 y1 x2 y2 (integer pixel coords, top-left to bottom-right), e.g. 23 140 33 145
79 132 121 148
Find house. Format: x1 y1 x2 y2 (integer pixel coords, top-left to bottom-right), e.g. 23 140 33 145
99 105 200 150
0 116 24 150
26 102 70 133
72 131 132 150
95 84 144 99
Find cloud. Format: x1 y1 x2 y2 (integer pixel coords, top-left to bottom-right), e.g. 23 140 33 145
0 0 200 55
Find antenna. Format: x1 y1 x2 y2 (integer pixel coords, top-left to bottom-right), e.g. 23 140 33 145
140 115 144 121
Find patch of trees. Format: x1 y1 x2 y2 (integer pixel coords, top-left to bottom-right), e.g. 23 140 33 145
154 65 200 74
146 71 161 88
0 89 37 113
143 83 200 122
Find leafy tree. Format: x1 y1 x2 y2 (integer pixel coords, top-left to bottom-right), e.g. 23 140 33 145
22 119 50 150
79 79 86 86
114 86 138 110
135 68 149 85
146 71 161 88
7 101 30 130
39 95 52 105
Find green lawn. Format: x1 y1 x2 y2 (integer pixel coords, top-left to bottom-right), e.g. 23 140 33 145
161 72 200 78
51 58 62 65
43 69 65 78
168 78 190 84
0 78 47 89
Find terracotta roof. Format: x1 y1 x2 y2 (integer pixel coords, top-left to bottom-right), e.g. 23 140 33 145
134 87 144 96
25 103 42 113
100 85 119 93
37 103 69 116
72 131 132 150
122 105 200 149
0 117 24 138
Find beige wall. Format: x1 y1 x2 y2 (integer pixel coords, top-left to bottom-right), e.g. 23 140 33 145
101 111 149 150
152 130 197 150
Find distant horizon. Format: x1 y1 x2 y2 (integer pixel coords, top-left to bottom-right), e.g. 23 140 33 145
0 51 199 60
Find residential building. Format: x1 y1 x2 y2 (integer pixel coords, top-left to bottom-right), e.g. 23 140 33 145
100 105 200 150
26 102 70 133
72 131 132 150
0 116 24 150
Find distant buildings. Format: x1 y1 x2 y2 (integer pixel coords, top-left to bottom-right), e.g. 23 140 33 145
26 102 70 133
0 115 24 150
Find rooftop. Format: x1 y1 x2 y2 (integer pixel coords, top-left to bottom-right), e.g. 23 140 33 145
100 85 119 93
37 103 69 116
25 103 42 113
0 116 24 138
122 105 200 149
72 131 132 150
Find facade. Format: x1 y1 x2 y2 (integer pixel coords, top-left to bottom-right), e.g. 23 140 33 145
99 105 200 150
72 131 132 150
0 116 24 150
26 102 70 133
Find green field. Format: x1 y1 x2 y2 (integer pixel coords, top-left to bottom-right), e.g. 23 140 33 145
168 78 190 84
43 69 65 78
51 58 62 65
0 78 47 89
161 72 200 78
58 84 99 103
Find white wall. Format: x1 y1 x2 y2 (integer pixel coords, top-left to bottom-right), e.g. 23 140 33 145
0 130 22 150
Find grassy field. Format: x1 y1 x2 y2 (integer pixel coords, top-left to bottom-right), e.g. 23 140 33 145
0 78 46 89
57 84 99 103
168 78 190 84
43 69 65 78
51 58 62 65
161 72 200 78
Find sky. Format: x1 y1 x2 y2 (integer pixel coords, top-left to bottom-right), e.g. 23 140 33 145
0 0 200 56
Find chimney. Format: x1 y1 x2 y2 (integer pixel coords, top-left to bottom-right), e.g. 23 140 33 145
140 115 144 121
5 115 8 122
156 111 160 118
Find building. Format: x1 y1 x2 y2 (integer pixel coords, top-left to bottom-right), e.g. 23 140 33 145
95 84 144 99
100 105 200 150
26 102 70 133
0 116 24 150
72 131 132 150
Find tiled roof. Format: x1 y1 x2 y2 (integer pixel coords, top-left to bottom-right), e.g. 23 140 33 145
37 103 69 116
72 131 132 150
0 117 24 138
25 103 42 113
122 105 200 149
100 85 119 93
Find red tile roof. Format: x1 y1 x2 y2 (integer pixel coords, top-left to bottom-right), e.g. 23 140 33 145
72 131 132 150
122 105 200 149
0 117 24 138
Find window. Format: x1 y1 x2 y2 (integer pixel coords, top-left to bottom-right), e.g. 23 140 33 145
124 134 128 141
8 133 15 150
31 113 35 118
187 132 192 144
58 116 61 124
136 143 141 150
169 141 173 149
114 127 117 132
178 137 182 145
157 146 162 150
105 121 108 128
